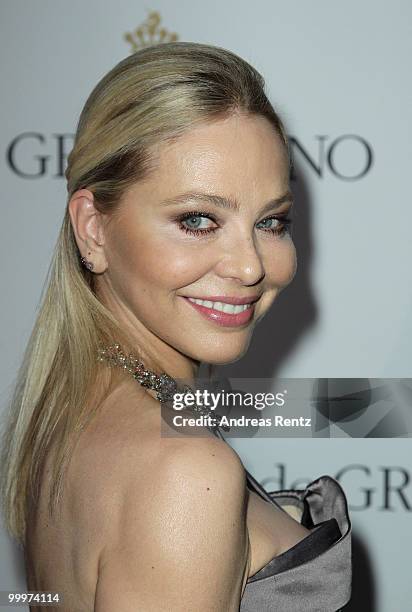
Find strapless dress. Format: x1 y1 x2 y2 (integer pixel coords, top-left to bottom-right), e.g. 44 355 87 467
213 429 352 611
242 469 351 611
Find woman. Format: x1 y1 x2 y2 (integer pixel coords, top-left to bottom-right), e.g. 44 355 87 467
0 42 351 611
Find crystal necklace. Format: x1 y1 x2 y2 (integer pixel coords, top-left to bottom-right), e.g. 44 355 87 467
97 343 230 433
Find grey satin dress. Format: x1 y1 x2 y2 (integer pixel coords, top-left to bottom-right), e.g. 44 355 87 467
213 428 352 611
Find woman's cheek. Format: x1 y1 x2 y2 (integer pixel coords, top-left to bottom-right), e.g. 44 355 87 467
286 241 298 284
264 239 297 288
130 230 206 287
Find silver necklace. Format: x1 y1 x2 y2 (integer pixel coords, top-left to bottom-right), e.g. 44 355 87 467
97 343 230 433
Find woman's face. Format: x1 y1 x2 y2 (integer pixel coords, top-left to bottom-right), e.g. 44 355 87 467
97 113 296 368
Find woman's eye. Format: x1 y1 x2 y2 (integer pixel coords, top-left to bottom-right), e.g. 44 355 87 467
257 218 276 229
256 215 293 236
178 212 218 236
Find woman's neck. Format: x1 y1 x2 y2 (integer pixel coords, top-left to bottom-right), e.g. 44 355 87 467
121 323 201 389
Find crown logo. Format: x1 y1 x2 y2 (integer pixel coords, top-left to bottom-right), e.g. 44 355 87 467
124 10 179 52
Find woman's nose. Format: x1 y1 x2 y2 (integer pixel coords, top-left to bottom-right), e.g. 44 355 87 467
214 233 265 286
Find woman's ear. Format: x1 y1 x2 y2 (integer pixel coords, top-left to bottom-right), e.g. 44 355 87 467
68 189 108 273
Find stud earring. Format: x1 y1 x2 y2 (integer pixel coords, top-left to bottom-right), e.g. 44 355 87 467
80 251 94 272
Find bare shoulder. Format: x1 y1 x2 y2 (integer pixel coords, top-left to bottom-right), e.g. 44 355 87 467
70 376 246 502
96 436 249 611
84 383 250 611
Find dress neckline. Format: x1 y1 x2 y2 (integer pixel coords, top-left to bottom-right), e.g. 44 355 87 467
211 425 343 584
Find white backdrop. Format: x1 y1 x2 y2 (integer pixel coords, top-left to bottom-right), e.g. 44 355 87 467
1 1 411 610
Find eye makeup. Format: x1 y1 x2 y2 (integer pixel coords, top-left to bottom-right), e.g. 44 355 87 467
174 210 293 238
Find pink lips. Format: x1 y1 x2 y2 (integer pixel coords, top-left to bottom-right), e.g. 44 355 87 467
181 296 257 327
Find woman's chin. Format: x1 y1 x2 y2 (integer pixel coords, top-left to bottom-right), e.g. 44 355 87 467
198 341 252 366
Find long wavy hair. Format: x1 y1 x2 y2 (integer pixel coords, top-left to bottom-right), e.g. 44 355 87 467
0 41 290 545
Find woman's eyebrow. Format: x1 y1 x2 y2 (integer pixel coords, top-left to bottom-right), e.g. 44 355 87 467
159 190 293 213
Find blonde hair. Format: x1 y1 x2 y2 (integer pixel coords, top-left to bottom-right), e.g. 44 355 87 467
0 41 289 545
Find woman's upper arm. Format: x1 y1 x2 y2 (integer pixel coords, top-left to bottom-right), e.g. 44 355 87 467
94 436 250 611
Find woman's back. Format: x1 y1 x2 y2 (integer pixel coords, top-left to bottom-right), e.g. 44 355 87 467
25 378 310 611
24 380 144 611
